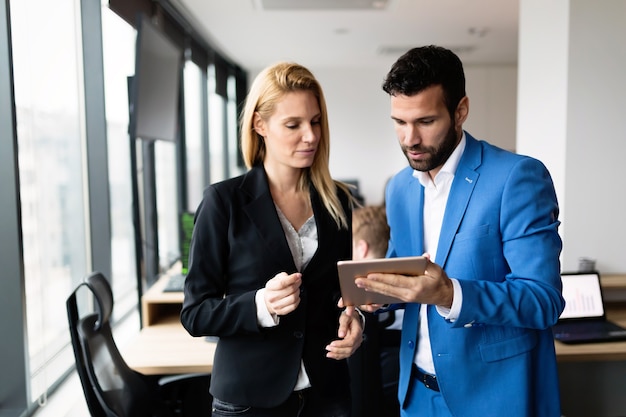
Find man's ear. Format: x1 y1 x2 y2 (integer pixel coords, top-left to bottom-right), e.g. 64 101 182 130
253 112 266 137
455 96 469 129
354 239 369 260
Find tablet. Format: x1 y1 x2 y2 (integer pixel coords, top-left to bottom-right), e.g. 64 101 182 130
337 256 427 306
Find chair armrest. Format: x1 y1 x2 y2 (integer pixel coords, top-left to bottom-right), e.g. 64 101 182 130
158 372 210 387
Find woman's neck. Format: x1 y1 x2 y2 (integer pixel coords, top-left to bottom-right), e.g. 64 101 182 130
264 163 312 231
264 162 304 194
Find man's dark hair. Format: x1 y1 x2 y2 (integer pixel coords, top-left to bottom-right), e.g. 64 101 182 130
382 45 466 117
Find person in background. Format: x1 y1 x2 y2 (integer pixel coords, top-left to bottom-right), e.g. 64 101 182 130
352 205 389 262
356 45 565 417
181 61 363 417
349 205 401 417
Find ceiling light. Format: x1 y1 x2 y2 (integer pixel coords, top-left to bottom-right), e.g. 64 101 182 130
256 0 391 11
378 45 477 56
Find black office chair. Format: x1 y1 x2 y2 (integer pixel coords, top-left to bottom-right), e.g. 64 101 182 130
66 271 212 417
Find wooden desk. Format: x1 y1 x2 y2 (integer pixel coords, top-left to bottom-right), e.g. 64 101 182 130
555 274 626 362
125 274 626 374
600 273 626 302
558 274 626 417
555 305 626 362
123 316 216 375
600 273 626 290
123 274 216 375
141 273 186 328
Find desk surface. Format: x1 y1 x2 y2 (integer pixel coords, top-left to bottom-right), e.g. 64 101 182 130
123 316 216 375
554 273 626 362
124 274 626 375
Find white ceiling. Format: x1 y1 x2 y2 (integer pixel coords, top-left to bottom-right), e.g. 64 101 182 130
171 0 520 71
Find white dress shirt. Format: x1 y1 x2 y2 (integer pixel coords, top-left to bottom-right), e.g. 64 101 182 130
412 134 466 375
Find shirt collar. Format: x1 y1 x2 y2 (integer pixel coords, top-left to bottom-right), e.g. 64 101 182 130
413 131 467 187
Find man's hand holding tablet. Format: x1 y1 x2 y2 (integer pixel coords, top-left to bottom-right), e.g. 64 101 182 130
337 256 428 306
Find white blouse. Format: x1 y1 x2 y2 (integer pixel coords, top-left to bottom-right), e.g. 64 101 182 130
275 205 318 272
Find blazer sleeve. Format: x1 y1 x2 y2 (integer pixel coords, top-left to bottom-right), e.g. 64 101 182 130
453 156 565 330
180 185 261 337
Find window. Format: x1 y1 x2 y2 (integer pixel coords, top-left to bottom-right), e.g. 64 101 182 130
227 74 244 178
102 6 139 321
208 63 226 183
11 0 87 402
2 0 247 413
183 61 206 211
155 140 180 270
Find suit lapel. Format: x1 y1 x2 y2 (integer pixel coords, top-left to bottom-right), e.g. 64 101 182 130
241 166 297 272
435 134 481 267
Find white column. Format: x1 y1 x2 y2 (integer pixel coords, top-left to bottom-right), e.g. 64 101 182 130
517 0 626 273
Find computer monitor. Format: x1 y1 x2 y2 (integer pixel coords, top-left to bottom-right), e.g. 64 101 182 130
179 211 195 275
340 179 365 205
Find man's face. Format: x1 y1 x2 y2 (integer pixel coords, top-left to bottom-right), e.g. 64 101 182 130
390 85 466 178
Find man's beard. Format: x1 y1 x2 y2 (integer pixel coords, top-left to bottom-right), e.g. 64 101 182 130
402 123 459 172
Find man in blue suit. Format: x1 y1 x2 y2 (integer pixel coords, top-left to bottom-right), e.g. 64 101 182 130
355 46 565 416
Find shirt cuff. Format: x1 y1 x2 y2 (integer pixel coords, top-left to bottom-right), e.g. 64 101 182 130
353 307 366 329
255 288 279 327
435 278 462 322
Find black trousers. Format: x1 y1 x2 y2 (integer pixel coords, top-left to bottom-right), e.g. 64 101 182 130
211 387 351 417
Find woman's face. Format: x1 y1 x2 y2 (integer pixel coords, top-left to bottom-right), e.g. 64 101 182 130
254 90 321 171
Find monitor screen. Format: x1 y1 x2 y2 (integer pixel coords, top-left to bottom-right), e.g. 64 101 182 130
179 211 195 275
340 178 365 205
131 16 182 142
559 272 605 319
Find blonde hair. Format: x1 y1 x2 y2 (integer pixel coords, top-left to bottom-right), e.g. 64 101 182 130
240 62 351 229
352 205 390 258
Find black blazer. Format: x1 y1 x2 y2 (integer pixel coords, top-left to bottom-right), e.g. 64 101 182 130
181 165 353 407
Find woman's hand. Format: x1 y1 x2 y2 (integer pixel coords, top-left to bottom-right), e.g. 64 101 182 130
263 272 302 316
326 302 364 360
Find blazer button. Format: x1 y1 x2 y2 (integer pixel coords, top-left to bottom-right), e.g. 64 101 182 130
294 331 304 339
408 340 414 349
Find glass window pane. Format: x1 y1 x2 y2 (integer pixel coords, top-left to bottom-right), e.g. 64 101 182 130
208 64 226 183
102 7 139 320
184 62 205 210
155 141 179 270
227 75 244 178
10 0 87 401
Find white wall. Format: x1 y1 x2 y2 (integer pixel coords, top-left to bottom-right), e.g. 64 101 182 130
564 1 626 274
316 67 404 206
249 64 518 206
464 66 518 153
518 0 626 274
247 2 626 276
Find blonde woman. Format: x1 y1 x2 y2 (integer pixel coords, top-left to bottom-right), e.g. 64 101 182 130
181 62 362 417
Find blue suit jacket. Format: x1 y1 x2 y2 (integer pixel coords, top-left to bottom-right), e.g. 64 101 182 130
385 133 565 417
